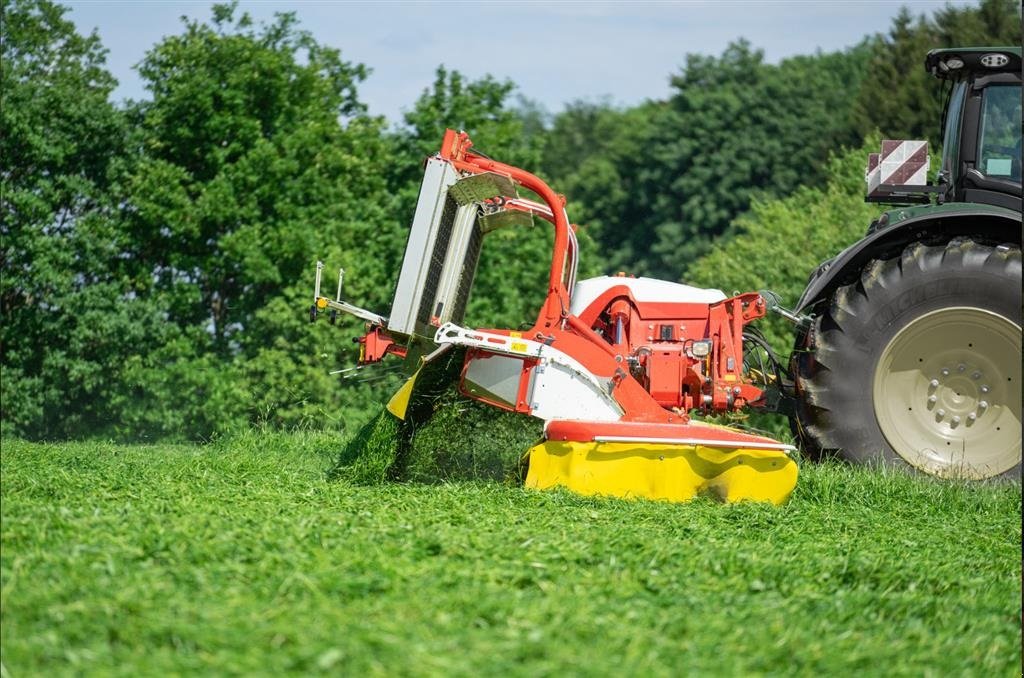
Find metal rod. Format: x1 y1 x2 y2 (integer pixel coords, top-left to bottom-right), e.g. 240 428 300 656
336 268 345 302
314 261 324 303
330 365 365 375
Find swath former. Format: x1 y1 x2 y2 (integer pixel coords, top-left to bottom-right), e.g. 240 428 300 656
311 130 798 504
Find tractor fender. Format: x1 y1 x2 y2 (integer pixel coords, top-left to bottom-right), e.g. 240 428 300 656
795 204 1022 313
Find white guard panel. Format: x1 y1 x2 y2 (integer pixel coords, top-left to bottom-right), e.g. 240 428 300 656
569 276 726 316
434 323 623 423
526 359 622 422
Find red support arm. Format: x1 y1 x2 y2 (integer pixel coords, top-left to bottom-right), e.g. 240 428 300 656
440 130 572 329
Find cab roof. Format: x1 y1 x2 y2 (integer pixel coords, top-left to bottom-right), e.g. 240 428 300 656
926 47 1022 80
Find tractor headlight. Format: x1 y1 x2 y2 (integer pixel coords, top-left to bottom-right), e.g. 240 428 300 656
980 53 1009 68
940 56 964 72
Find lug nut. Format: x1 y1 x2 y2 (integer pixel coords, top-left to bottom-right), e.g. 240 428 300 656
936 408 946 419
967 413 976 423
929 379 939 388
957 364 966 372
980 385 989 394
972 372 981 380
927 395 938 404
951 416 961 426
979 401 988 410
941 368 950 376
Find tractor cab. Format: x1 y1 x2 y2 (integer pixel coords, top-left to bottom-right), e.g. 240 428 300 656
929 47 1022 210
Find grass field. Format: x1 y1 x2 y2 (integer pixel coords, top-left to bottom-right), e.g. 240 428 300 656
2 431 1021 676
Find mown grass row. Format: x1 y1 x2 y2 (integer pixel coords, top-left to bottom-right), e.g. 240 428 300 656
2 427 1021 676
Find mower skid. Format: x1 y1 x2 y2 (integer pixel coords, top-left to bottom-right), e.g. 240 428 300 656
525 421 798 505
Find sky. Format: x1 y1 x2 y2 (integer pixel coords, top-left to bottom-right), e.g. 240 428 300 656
66 0 971 123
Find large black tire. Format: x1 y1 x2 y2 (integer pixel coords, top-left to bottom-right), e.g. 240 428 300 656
793 239 1022 479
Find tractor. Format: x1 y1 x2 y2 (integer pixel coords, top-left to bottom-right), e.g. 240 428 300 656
309 46 1021 503
790 47 1021 480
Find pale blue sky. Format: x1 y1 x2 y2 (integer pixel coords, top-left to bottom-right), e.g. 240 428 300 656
67 1 971 123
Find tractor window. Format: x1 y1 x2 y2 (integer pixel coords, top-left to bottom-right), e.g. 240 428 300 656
977 84 1022 182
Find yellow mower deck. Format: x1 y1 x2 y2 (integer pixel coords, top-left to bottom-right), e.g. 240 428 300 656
525 422 798 505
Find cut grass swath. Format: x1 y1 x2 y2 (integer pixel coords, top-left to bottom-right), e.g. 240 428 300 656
330 349 543 485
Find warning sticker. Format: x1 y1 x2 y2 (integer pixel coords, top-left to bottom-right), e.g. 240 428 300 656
510 341 528 354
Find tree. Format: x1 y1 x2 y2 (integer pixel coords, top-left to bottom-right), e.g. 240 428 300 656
121 3 409 435
653 42 871 276
539 99 660 274
0 0 145 437
129 3 389 344
542 41 869 281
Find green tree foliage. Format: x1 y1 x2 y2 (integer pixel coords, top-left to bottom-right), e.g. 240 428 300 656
390 67 541 188
540 100 657 274
124 4 408 435
2 1 403 439
129 4 389 341
1 0 147 437
852 0 1021 145
543 41 870 279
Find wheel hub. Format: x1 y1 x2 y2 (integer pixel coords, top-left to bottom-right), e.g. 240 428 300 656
873 307 1021 478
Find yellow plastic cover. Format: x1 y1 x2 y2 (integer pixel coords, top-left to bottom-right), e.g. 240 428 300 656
386 367 422 421
525 440 798 505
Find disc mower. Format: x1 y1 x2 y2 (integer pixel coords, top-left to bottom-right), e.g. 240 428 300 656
311 130 798 504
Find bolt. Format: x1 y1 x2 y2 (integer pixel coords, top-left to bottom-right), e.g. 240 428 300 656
941 368 950 376
936 408 946 419
929 379 939 388
967 413 977 423
979 400 988 410
972 371 981 380
957 364 966 372
981 385 990 394
733 386 741 394
927 395 938 404
951 415 961 427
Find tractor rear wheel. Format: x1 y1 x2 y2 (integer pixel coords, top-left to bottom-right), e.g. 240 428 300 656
793 239 1022 479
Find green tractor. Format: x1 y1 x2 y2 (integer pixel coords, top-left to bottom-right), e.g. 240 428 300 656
791 47 1022 480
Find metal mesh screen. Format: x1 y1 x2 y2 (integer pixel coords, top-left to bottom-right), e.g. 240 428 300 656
416 194 458 327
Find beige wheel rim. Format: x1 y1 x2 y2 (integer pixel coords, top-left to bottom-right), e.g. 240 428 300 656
873 307 1022 479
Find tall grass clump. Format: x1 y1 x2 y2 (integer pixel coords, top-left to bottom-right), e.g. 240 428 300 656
329 410 404 484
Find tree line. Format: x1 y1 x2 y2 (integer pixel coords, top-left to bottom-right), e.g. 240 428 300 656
1 0 1018 441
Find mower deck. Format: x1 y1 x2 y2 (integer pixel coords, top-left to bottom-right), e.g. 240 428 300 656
526 420 798 505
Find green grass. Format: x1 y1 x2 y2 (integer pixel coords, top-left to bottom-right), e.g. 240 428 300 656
2 432 1021 676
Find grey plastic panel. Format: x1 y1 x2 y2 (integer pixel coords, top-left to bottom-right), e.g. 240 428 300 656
463 353 531 408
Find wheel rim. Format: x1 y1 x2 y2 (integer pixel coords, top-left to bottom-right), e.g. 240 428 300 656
873 306 1022 479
